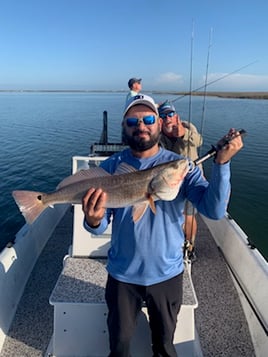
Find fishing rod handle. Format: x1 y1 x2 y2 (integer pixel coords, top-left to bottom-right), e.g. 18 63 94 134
194 129 247 166
216 129 247 151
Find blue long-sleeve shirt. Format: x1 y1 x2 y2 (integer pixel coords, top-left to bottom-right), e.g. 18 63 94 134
84 147 230 286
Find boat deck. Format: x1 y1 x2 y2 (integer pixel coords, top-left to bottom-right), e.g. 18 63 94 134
192 215 255 356
0 209 255 357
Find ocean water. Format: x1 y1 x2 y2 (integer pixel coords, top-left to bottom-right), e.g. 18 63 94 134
0 92 267 260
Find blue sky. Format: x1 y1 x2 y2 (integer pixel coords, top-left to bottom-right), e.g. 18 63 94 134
1 0 267 91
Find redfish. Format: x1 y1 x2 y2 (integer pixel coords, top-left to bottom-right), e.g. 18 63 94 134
12 159 190 225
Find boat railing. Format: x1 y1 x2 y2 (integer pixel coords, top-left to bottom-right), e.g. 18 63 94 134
202 214 268 333
0 204 68 352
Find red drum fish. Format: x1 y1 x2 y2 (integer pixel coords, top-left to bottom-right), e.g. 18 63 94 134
12 159 190 224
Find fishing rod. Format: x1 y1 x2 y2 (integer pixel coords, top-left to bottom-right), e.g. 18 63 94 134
193 129 247 167
171 60 258 103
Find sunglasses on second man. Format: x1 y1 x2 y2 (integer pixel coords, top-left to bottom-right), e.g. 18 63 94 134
159 111 176 120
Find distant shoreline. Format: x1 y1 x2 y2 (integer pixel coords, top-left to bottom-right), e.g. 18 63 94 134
170 91 268 100
0 89 267 100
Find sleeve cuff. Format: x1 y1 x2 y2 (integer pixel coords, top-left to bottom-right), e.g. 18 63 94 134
83 218 107 235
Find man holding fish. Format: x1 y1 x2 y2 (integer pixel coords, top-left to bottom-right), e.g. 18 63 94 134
158 100 204 262
82 94 243 357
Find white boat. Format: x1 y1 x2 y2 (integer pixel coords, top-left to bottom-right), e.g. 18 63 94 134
0 112 267 357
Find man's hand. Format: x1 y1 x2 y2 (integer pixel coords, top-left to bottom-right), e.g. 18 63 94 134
82 188 107 227
215 128 244 164
172 115 186 138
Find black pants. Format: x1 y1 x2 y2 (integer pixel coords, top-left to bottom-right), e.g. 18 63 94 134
105 273 183 357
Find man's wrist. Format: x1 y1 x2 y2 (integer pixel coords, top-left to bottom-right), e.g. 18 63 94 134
85 218 101 228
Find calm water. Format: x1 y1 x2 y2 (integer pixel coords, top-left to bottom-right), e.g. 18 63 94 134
0 92 267 260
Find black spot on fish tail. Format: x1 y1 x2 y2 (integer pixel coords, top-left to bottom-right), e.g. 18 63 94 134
12 190 47 225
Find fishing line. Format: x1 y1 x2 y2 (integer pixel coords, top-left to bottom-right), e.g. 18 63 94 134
187 20 194 132
185 21 194 158
184 20 194 172
198 28 213 157
171 60 258 103
184 20 196 244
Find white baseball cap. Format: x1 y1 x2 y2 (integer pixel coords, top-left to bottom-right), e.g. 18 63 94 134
123 94 158 116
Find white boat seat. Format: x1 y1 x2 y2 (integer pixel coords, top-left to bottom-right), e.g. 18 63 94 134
49 257 198 357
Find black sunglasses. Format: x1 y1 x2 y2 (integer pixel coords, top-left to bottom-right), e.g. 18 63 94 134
159 112 175 120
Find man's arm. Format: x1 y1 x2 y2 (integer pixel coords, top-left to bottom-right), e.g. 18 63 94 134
186 128 243 219
182 122 203 147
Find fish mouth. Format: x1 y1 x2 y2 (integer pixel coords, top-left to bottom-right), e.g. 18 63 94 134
162 164 189 188
162 174 182 188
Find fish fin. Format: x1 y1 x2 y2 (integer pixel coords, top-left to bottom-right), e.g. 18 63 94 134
114 162 137 175
57 167 111 189
148 196 156 214
12 190 47 225
132 195 157 222
132 202 149 222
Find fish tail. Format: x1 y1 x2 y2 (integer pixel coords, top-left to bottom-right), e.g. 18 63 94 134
12 190 48 225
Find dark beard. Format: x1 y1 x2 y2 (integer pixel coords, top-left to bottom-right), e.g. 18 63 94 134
122 127 160 152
